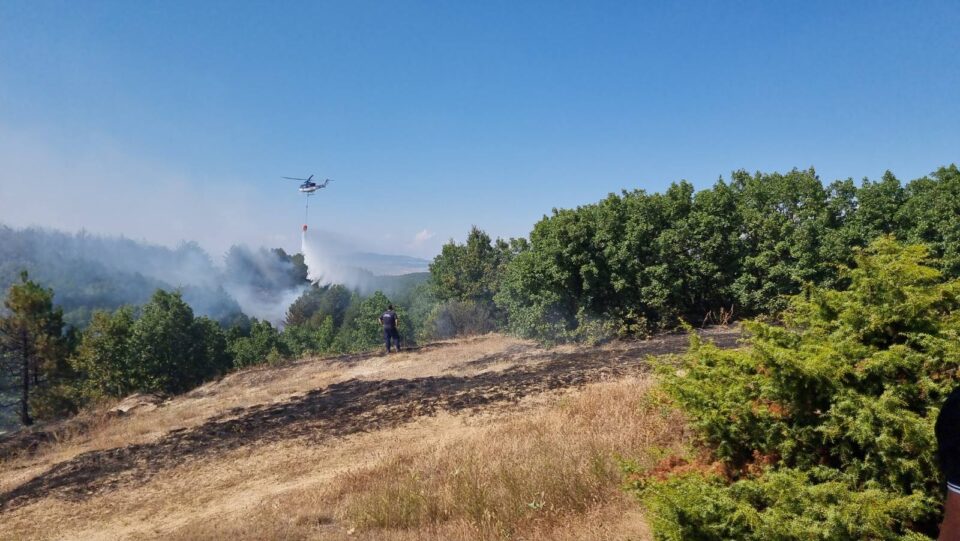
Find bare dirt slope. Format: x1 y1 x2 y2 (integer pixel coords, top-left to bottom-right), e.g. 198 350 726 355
0 327 739 540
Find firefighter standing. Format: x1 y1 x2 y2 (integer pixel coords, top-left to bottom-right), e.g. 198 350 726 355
379 304 402 353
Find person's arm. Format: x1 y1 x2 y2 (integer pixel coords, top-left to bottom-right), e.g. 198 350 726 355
940 490 960 541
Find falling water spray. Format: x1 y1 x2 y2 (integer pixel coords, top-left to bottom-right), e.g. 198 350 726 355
301 228 318 283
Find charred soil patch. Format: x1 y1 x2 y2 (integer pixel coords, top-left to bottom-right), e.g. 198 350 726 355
0 327 739 512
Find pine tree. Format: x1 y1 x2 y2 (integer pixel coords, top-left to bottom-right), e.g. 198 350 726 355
0 272 66 426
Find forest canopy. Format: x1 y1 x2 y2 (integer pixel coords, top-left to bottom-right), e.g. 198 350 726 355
490 165 960 342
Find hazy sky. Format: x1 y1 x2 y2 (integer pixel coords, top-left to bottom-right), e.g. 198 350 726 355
1 1 958 259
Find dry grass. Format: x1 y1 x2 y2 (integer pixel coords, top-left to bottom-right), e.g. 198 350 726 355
0 334 695 540
0 335 538 484
336 377 685 539
0 414 473 541
165 377 686 541
0 360 341 478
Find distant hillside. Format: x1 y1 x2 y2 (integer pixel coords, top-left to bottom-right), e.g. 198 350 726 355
346 253 430 275
0 225 432 328
0 225 246 327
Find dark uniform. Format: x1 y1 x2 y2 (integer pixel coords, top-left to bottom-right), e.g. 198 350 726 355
938 387 960 496
380 308 401 353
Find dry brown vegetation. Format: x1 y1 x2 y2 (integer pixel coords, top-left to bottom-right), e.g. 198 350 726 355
0 335 531 477
335 377 685 540
0 329 738 540
163 377 684 541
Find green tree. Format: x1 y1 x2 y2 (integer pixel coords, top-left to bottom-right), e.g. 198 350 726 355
285 284 354 328
335 291 405 352
898 165 960 277
193 315 232 376
640 237 960 538
281 317 336 357
286 250 310 284
731 168 833 313
430 226 517 304
426 229 525 339
69 307 136 400
495 244 575 342
495 182 739 340
641 181 742 323
0 272 67 425
128 290 230 393
494 201 612 341
228 318 288 367
823 171 906 266
398 281 439 343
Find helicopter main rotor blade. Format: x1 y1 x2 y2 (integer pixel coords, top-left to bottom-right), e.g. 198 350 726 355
282 176 310 181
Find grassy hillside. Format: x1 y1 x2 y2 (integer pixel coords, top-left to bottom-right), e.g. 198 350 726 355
0 329 739 540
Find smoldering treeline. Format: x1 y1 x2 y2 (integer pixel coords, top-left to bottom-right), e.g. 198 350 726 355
0 226 431 433
0 225 432 329
0 225 307 327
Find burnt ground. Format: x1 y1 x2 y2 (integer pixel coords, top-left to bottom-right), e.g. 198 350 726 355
0 327 740 512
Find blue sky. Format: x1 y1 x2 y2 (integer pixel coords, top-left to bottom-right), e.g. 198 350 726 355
1 1 958 259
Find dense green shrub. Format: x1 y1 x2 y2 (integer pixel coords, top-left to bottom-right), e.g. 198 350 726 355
228 318 289 367
430 227 524 305
281 318 336 357
898 165 960 277
643 468 932 541
284 284 356 328
126 290 232 394
125 291 229 393
421 299 497 340
69 307 136 399
400 281 440 343
635 237 960 539
494 166 960 341
67 290 233 399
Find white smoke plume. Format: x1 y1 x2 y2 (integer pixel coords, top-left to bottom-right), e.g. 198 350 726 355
300 229 430 293
0 225 306 327
301 229 368 289
219 244 309 326
223 284 305 327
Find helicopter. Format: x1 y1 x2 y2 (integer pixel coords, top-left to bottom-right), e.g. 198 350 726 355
282 174 335 233
281 174 334 194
